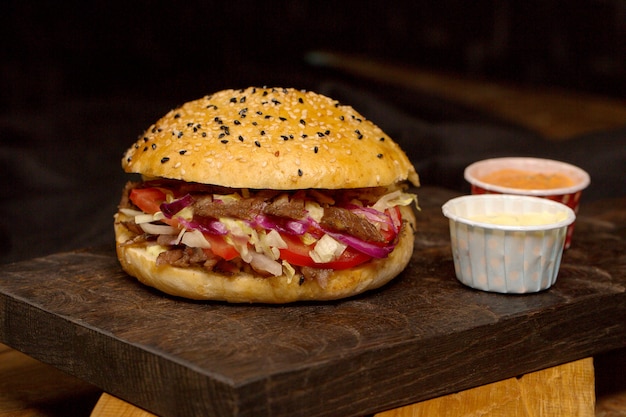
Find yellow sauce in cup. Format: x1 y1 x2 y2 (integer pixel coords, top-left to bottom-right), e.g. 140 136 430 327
479 168 574 190
469 212 568 226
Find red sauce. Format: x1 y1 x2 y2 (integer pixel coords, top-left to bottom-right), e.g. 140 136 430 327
480 168 574 190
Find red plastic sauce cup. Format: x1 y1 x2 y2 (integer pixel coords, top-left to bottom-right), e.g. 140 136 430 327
464 157 590 249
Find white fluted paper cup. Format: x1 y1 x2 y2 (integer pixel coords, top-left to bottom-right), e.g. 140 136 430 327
442 194 576 293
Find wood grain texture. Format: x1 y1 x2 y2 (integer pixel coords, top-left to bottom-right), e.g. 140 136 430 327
375 358 595 417
1 188 624 417
90 393 157 417
0 342 101 417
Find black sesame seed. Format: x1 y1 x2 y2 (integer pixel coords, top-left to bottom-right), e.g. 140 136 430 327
314 146 319 153
298 169 303 176
240 96 246 103
151 127 157 133
143 146 148 152
299 275 305 285
218 133 226 139
379 137 385 141
324 130 330 135
220 125 230 135
143 137 149 142
229 97 237 103
281 135 289 141
339 115 345 121
264 115 271 119
317 132 324 137
260 130 266 136
256 111 263 115
152 143 157 150
262 91 268 96
238 135 244 142
187 122 193 127
279 117 287 121
252 121 258 126
161 157 170 163
299 119 306 126
177 131 183 138
174 113 180 119
302 134 308 138
206 104 218 110
255 141 261 147
377 153 383 158
271 99 281 105
234 120 241 125
202 132 207 137
298 98 304 104
221 139 229 144
179 150 187 155
214 117 223 124
134 144 139 149
355 129 363 139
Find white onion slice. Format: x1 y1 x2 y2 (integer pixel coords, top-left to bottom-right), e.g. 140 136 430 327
134 213 157 224
140 223 177 235
249 252 283 276
309 234 346 264
180 230 211 248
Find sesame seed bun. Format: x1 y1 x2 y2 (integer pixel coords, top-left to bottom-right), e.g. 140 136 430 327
116 87 419 303
114 206 416 303
122 87 419 189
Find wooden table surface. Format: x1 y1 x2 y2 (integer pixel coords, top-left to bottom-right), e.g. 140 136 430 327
1 60 626 417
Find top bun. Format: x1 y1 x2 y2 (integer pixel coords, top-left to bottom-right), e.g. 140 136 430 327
122 87 419 190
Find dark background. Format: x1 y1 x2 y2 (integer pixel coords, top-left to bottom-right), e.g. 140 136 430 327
2 1 625 264
3 1 626 105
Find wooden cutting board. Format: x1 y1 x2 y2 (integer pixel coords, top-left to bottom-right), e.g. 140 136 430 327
1 187 625 417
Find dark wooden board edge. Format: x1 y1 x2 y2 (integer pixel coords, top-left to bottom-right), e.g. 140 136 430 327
0 292 239 417
2 253 625 417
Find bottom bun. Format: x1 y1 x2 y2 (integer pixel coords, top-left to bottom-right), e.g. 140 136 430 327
114 206 416 303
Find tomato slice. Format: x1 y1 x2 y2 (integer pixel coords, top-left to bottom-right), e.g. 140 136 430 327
129 188 167 214
202 234 239 261
279 234 371 270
